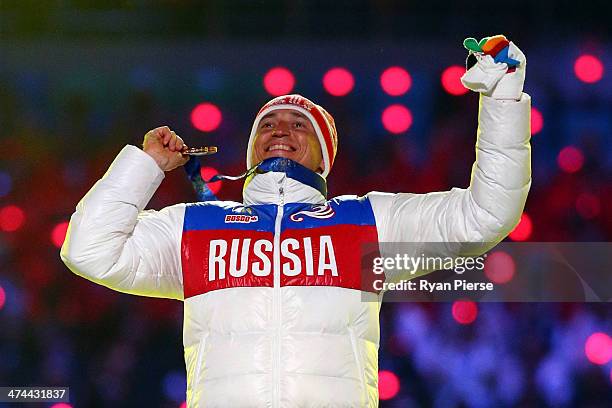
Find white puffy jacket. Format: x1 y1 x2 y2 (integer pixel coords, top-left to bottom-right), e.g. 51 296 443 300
61 94 531 407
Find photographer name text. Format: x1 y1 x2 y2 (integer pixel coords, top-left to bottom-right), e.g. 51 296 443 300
373 279 494 292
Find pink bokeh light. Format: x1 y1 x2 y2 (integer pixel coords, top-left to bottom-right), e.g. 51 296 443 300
191 103 222 132
557 146 584 174
452 300 478 325
531 107 543 135
322 67 354 96
509 213 533 241
52 221 70 248
378 370 400 400
263 67 295 96
574 54 604 83
584 332 612 365
382 105 413 134
441 65 468 95
381 67 412 96
0 205 25 232
484 251 516 284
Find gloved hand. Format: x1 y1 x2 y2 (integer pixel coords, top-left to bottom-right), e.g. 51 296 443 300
460 35 526 100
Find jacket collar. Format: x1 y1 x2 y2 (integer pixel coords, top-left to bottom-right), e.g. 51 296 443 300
243 158 327 206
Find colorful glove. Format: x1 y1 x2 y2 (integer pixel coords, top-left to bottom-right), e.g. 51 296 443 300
460 35 526 100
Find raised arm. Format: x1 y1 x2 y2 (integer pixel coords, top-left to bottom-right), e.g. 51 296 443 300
368 37 531 280
61 127 189 299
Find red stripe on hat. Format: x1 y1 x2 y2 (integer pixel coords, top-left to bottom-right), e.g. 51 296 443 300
309 106 336 169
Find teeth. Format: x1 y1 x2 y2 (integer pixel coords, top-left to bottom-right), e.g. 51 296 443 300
268 144 294 152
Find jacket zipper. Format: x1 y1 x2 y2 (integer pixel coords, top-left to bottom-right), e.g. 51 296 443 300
272 182 285 408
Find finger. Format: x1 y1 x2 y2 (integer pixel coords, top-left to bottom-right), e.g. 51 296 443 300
159 126 172 145
169 132 178 151
176 136 185 151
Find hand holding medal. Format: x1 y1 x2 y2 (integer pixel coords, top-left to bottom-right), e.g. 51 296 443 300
143 126 218 172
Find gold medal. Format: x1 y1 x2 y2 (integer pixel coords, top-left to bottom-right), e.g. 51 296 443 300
183 146 218 156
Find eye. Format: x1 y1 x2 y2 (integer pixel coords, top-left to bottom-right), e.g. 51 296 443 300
294 121 304 128
261 122 274 129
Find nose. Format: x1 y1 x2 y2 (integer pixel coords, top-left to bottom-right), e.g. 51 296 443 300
272 121 291 137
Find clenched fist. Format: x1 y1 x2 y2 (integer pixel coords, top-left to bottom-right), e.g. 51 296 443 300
143 126 190 172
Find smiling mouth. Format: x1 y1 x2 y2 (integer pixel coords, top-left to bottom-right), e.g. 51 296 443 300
266 144 296 152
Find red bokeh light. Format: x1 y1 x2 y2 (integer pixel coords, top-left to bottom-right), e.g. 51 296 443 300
200 167 222 195
0 205 25 232
557 146 584 174
382 105 413 134
190 103 222 132
0 285 6 311
378 370 400 400
574 55 604 83
381 67 412 96
584 332 612 365
441 65 468 95
484 251 516 284
52 221 70 248
50 404 72 408
531 107 543 135
452 300 478 325
263 67 295 96
179 402 187 408
509 213 533 241
576 193 601 219
323 67 354 96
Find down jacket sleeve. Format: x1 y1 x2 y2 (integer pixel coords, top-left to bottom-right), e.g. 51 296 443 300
60 145 185 300
368 93 532 282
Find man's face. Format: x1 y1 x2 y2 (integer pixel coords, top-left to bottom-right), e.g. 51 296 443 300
251 109 324 173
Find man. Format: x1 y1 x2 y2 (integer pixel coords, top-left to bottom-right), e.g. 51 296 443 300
61 37 531 407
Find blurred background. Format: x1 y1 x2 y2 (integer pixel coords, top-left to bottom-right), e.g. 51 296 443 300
0 1 611 407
